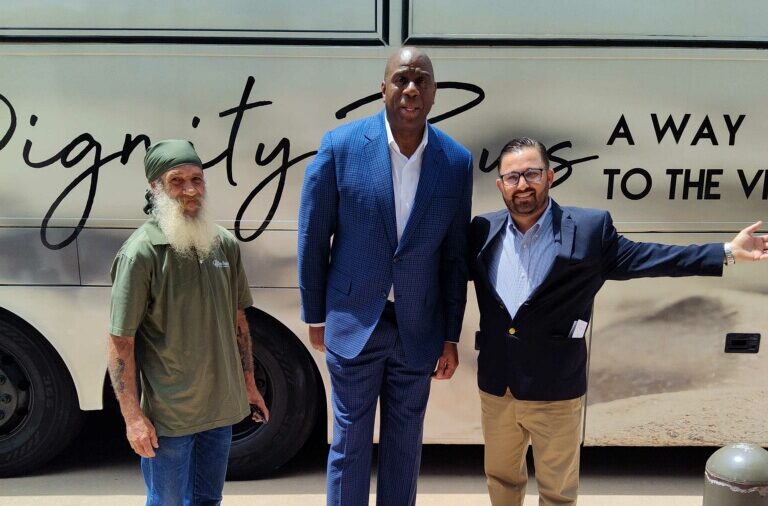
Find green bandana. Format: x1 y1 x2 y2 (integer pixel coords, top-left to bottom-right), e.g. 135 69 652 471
144 139 202 183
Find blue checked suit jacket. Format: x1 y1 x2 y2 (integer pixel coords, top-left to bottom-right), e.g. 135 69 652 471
298 111 473 369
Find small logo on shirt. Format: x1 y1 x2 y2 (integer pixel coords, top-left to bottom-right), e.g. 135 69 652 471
212 259 230 268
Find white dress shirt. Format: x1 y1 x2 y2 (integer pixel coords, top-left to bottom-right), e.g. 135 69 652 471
385 115 429 301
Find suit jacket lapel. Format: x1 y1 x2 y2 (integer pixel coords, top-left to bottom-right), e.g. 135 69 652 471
475 209 508 293
395 124 440 254
551 201 576 263
365 113 398 251
528 200 575 300
480 210 508 255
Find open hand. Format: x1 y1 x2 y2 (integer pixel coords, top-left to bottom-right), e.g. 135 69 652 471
730 221 768 262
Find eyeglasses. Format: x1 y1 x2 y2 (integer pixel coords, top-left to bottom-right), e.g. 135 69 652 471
499 168 545 187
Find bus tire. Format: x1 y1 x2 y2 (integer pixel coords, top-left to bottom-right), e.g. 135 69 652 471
0 311 84 477
226 307 320 479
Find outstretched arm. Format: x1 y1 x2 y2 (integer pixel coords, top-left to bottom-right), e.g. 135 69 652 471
107 334 158 457
601 212 724 280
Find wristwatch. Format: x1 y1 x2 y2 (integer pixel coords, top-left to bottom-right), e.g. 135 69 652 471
724 242 735 265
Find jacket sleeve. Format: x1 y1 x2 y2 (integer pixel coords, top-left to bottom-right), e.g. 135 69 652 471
297 131 338 323
439 155 474 342
600 212 724 281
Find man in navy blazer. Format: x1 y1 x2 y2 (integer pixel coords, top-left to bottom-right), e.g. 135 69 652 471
298 47 473 506
470 137 768 506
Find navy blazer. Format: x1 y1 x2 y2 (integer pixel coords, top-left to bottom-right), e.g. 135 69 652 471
298 111 473 369
470 201 724 400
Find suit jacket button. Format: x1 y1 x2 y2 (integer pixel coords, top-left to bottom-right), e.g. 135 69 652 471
508 327 516 335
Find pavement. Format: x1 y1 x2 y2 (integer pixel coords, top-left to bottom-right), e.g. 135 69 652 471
0 411 713 505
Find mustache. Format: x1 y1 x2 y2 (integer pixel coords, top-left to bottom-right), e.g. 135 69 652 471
148 190 205 216
176 195 203 205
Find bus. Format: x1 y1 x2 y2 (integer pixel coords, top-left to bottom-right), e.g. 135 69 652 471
1 0 766 478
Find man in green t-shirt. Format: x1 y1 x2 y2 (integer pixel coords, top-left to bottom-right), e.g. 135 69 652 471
107 139 269 506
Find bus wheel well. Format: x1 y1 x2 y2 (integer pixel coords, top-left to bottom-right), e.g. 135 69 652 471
0 307 84 476
226 305 325 479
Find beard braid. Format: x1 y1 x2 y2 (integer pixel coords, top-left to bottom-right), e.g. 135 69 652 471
151 186 219 259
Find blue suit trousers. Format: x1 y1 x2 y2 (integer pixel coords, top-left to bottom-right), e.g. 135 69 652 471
325 306 433 506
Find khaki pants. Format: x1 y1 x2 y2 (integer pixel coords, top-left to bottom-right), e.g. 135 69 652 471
480 389 584 506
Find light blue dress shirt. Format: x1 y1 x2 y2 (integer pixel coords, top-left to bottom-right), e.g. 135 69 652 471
487 199 557 319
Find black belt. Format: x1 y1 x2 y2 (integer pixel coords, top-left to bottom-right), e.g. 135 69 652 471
382 300 396 321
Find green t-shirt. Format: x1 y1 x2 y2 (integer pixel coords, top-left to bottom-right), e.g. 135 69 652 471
109 217 253 437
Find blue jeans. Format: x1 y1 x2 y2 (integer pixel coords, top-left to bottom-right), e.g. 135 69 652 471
141 425 232 506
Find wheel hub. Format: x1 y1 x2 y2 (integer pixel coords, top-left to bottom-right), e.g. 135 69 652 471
0 354 30 435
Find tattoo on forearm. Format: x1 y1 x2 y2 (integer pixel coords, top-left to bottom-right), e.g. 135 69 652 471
236 320 255 374
110 358 127 394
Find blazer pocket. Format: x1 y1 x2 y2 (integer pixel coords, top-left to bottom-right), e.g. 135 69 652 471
327 268 352 295
518 335 583 376
545 337 585 379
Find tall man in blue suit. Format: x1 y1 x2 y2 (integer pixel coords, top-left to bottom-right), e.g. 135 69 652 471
470 137 768 506
298 47 473 505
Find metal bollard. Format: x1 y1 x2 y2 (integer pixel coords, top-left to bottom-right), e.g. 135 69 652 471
703 443 768 505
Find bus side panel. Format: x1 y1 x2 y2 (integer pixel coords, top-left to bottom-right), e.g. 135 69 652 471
586 233 768 446
0 287 110 410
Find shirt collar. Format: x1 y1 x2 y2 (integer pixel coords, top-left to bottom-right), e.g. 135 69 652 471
507 198 553 237
146 215 170 245
384 113 429 158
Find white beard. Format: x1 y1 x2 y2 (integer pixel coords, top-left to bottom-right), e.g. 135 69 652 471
151 187 219 259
